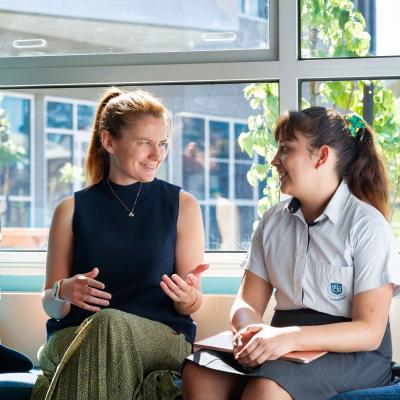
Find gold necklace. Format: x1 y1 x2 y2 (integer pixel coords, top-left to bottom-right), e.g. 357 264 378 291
106 178 143 218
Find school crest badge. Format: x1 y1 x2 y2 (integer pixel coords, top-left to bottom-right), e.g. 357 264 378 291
330 282 343 295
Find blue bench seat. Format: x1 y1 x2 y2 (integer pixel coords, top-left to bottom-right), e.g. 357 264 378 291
0 370 40 400
1 372 399 399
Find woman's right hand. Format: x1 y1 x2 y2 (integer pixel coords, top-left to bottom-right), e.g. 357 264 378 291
59 267 112 312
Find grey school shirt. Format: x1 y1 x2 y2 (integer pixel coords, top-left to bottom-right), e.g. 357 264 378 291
243 180 400 318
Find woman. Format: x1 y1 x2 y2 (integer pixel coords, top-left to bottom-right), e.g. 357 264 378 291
31 88 206 400
183 107 400 400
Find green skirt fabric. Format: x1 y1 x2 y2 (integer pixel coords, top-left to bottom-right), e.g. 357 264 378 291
31 308 192 400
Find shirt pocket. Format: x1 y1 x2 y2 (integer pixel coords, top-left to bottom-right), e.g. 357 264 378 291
315 264 354 302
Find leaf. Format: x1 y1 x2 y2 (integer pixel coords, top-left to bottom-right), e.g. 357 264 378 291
238 131 254 158
339 10 350 30
246 168 258 188
255 163 268 180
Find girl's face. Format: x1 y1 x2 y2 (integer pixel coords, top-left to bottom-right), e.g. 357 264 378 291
271 130 320 198
103 116 168 184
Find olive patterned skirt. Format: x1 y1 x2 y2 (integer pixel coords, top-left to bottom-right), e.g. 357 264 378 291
31 308 191 400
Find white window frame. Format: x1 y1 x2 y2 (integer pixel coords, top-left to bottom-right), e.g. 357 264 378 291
2 0 400 276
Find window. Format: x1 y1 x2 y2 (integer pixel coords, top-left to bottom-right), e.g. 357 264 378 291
0 93 33 230
0 83 278 252
180 114 263 250
1 0 400 277
0 0 270 57
300 0 400 58
44 97 95 224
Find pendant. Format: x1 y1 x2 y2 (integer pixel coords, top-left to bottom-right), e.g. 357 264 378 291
128 212 134 218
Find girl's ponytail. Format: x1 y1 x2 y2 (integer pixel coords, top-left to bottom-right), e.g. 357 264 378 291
346 125 389 219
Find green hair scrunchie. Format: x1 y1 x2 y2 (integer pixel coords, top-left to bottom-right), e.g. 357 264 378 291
344 114 366 138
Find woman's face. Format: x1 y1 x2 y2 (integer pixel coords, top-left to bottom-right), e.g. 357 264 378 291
271 130 320 198
104 116 168 184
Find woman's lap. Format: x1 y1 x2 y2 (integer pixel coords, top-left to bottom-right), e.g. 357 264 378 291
31 309 191 400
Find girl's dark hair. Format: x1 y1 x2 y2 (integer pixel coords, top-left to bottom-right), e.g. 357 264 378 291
85 87 171 186
274 107 389 219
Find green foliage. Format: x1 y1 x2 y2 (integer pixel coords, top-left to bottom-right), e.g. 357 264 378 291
301 0 370 58
59 162 84 185
238 82 279 216
242 0 400 222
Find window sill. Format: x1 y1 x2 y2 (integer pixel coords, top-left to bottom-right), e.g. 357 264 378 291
0 251 245 293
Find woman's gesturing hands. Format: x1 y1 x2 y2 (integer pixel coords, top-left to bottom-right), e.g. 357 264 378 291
233 324 299 369
160 263 209 308
59 267 112 313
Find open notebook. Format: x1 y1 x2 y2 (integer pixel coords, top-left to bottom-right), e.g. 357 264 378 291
194 331 327 364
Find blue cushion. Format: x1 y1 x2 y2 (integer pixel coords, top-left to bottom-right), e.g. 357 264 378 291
331 380 400 399
0 370 39 400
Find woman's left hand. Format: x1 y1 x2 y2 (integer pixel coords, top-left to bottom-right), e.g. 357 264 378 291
160 263 208 307
234 324 299 368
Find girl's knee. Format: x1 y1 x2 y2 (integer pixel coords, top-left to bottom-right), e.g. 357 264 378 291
245 378 292 400
182 360 202 380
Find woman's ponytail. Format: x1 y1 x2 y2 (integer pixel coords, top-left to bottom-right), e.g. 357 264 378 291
85 88 123 186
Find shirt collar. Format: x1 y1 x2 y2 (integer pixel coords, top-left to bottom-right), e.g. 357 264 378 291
285 180 350 225
322 180 351 225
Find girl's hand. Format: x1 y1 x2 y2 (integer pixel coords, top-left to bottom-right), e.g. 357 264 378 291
234 324 299 368
233 324 264 354
160 263 208 307
59 267 112 313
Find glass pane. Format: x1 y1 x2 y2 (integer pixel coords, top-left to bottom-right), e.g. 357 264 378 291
300 0 400 58
210 120 229 159
4 201 30 228
0 82 279 251
78 104 95 131
0 0 269 57
238 206 255 250
234 123 249 160
0 96 31 198
241 0 268 19
210 161 228 198
47 101 73 129
46 133 73 222
182 117 205 200
81 142 88 167
209 205 222 250
235 163 253 199
301 79 400 246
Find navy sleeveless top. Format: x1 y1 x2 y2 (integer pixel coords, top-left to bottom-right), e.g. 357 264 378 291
46 178 196 343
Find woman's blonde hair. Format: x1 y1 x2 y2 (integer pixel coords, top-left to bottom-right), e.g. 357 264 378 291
85 87 171 186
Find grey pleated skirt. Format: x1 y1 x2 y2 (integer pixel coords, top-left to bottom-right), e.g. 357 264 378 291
186 309 393 400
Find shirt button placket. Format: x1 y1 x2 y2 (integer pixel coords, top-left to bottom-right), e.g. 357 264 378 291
294 225 307 307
